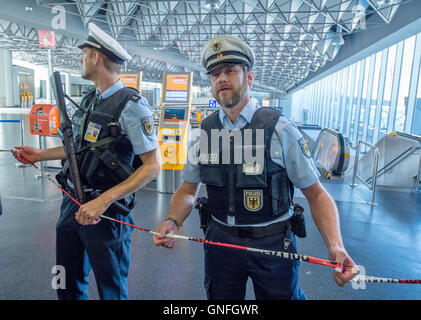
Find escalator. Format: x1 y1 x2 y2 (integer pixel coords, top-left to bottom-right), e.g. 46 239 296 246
356 132 421 191
297 124 350 178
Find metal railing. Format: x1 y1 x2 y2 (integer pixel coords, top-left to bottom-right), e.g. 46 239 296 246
395 132 421 192
366 146 420 185
350 140 380 206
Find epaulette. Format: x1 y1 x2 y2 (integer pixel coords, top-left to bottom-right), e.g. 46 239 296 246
130 94 141 102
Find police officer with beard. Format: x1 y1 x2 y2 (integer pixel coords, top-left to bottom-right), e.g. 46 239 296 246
12 23 161 299
153 35 358 300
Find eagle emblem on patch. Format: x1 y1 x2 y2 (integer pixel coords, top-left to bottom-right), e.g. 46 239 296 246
244 190 263 212
141 116 154 135
212 40 222 53
298 138 311 158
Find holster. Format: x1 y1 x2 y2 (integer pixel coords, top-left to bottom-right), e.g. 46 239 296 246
290 204 307 238
195 197 211 234
55 169 70 192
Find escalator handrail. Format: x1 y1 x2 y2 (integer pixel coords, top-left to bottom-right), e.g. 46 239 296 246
395 131 421 144
365 146 421 184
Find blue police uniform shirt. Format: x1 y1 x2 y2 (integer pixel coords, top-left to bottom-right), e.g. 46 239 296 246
94 79 158 155
182 97 320 226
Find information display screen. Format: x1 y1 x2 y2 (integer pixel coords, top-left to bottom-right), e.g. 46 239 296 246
164 74 189 102
165 91 188 101
163 108 186 123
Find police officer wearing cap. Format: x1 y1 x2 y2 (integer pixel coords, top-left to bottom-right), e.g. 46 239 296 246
13 23 161 300
154 35 358 299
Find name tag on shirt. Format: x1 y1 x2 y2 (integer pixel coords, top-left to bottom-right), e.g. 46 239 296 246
243 163 262 175
84 122 102 142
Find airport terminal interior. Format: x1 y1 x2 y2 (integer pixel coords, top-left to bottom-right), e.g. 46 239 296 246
0 0 421 300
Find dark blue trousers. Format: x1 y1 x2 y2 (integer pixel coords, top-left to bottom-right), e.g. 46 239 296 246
204 220 307 300
55 196 133 300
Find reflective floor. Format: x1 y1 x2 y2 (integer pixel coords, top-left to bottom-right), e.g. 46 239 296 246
1 118 421 300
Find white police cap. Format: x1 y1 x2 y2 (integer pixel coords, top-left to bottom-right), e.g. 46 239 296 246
201 35 255 73
78 23 131 65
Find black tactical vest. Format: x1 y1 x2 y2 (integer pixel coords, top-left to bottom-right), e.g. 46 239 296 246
69 86 142 192
199 107 294 225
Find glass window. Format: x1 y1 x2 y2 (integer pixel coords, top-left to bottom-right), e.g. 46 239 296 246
343 63 356 136
321 76 329 127
334 69 344 130
338 66 350 133
323 75 332 128
413 60 421 135
291 33 420 138
316 80 322 125
395 35 416 132
310 83 316 124
368 51 383 144
327 73 337 128
350 61 362 141
379 44 397 139
335 70 343 130
319 77 326 127
357 56 371 142
316 79 322 125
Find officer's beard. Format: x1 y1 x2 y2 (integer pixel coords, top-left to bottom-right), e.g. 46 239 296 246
214 77 248 109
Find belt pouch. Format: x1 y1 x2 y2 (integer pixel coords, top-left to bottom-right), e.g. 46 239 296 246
99 149 133 182
270 172 290 215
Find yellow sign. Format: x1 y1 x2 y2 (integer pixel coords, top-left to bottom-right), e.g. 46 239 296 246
120 74 138 89
166 74 189 91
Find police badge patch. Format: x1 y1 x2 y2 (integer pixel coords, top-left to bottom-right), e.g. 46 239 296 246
298 138 311 158
244 190 263 212
141 116 154 135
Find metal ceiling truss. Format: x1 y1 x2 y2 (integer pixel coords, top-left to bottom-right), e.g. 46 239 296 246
0 18 82 72
0 0 407 92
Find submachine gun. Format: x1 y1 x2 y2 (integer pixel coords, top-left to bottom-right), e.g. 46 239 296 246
50 71 131 216
50 71 85 204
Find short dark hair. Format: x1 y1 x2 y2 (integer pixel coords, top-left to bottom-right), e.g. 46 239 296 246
100 52 121 74
87 47 121 74
241 63 251 74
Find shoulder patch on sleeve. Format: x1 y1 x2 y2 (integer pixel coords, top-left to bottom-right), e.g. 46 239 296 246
298 137 312 158
141 116 154 135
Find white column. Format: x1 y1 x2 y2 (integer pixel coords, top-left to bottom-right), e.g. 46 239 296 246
46 76 52 102
0 48 14 107
64 72 71 95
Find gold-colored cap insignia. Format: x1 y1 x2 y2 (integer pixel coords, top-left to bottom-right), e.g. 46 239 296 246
212 40 222 53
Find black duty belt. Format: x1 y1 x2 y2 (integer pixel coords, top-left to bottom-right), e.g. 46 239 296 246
211 217 290 238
